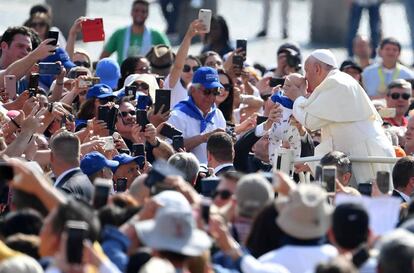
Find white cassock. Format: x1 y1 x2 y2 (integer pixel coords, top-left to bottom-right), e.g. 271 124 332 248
293 69 395 185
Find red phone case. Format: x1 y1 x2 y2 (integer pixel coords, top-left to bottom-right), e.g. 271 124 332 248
81 18 105 42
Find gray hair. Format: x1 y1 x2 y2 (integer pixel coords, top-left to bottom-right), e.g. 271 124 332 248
50 131 80 165
168 152 200 183
378 229 414 273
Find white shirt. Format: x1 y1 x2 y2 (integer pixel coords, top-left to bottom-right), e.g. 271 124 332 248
164 74 189 108
168 106 226 164
54 167 81 187
241 244 338 273
213 163 234 175
395 189 411 203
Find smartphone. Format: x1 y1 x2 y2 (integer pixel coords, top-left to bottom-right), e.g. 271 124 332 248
81 18 105 42
159 123 182 139
136 109 149 131
352 246 370 268
116 178 127 192
102 136 115 151
198 9 212 33
322 166 336 193
154 89 171 114
65 220 88 264
39 62 62 75
172 135 184 151
200 177 220 198
314 165 322 182
376 171 390 194
137 95 151 110
119 148 130 155
4 75 16 98
132 143 145 157
256 115 268 125
232 55 244 69
93 179 111 209
28 73 39 94
98 106 118 133
358 183 372 196
125 86 137 99
155 75 165 86
269 77 285 87
236 39 247 56
78 77 100 88
47 30 59 46
60 115 67 128
200 197 211 224
378 108 396 119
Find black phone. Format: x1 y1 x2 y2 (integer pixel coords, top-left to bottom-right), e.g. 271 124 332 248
28 73 39 94
236 39 247 56
125 86 137 99
93 181 111 209
200 177 220 198
322 166 336 193
159 123 182 139
60 115 67 128
0 162 14 182
47 30 59 46
376 171 390 194
200 198 211 224
65 221 88 264
132 143 145 157
154 89 171 114
314 165 322 182
38 62 62 75
232 55 244 68
98 106 118 133
155 75 165 86
136 109 149 131
256 115 268 125
352 246 370 268
116 178 127 192
119 149 130 155
172 135 184 151
269 77 285 87
358 183 372 196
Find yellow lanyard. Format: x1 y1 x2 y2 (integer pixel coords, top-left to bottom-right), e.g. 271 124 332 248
377 64 400 94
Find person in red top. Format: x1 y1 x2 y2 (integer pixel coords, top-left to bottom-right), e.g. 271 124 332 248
384 79 412 127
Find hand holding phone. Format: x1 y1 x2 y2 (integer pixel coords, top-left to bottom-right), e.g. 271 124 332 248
81 18 105 42
172 135 184 151
65 220 88 264
154 89 171 114
136 109 149 131
322 166 336 193
132 143 145 157
47 31 59 49
269 77 285 88
159 123 182 139
376 171 390 194
236 39 247 57
198 9 212 33
93 179 112 209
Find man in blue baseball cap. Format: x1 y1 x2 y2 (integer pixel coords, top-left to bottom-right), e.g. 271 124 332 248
86 83 117 100
112 153 145 188
167 66 226 164
95 58 121 90
80 151 119 182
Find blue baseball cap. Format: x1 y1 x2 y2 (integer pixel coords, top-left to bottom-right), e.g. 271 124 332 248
112 154 145 171
192 67 223 89
95 58 121 89
42 47 76 71
86 83 116 100
80 151 119 176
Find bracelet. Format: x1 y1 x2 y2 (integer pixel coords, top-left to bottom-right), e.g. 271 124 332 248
10 118 21 129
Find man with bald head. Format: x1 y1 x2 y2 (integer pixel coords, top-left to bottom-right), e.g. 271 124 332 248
284 49 395 185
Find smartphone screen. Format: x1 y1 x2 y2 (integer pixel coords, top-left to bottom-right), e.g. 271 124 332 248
93 183 111 209
136 109 149 131
28 73 39 92
256 115 268 125
269 77 285 87
236 39 247 56
39 62 62 75
200 197 211 225
232 55 244 68
125 86 137 99
198 9 212 32
154 89 171 114
322 166 336 193
132 143 145 157
358 183 372 196
172 135 184 151
137 95 150 110
314 165 322 182
65 221 88 264
376 171 390 194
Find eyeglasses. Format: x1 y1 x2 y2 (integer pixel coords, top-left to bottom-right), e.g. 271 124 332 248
222 83 233 92
30 22 47 28
131 82 149 91
120 111 136 117
202 87 221 96
99 97 115 104
389 92 411 100
183 64 200 73
213 189 232 200
74 61 91 68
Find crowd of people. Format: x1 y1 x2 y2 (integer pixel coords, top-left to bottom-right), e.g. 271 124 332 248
1 0 414 273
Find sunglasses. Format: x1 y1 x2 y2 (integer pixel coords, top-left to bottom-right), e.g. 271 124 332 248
222 83 233 92
213 189 232 200
120 111 136 117
389 92 411 100
183 64 200 73
202 87 221 96
30 22 47 28
99 97 115 104
131 82 149 90
74 61 91 68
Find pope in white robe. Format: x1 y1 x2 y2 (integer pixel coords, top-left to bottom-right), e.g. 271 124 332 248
286 49 395 185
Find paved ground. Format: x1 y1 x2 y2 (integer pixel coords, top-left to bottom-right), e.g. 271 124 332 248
1 0 413 68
